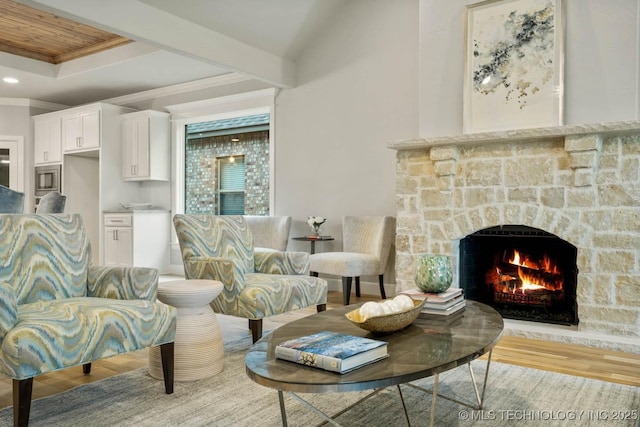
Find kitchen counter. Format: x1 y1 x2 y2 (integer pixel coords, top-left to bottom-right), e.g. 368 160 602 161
103 207 171 213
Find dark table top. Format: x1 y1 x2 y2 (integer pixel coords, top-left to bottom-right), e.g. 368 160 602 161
291 236 335 241
245 300 504 393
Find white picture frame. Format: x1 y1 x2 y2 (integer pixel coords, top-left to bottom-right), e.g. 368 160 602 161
463 0 565 133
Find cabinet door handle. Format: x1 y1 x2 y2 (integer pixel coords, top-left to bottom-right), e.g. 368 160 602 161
131 165 135 175
44 151 48 161
114 230 118 240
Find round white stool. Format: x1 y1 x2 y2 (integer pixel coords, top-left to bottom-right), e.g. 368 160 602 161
148 279 224 381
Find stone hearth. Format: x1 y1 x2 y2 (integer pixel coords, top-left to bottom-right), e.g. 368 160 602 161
390 122 640 353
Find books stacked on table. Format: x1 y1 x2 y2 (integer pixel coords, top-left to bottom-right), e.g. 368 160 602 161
399 287 466 316
275 330 388 374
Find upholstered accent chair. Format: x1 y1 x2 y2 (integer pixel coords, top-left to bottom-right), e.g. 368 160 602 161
0 214 176 427
0 185 24 213
244 215 292 251
173 214 328 343
310 216 396 305
35 191 66 213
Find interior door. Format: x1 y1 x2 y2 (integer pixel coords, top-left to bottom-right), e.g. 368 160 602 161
0 136 24 191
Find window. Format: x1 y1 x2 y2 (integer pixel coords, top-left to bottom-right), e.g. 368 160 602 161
183 113 269 215
217 155 245 214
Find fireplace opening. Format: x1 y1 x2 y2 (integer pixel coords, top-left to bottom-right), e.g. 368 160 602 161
459 225 579 326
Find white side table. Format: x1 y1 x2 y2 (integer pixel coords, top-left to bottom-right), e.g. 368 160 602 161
148 279 224 381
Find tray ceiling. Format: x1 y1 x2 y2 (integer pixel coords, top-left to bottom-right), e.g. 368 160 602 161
0 0 130 64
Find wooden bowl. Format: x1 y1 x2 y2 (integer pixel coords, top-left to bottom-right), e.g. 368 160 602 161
345 298 425 333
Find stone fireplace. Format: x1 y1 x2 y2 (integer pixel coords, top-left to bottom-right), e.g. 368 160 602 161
390 122 640 353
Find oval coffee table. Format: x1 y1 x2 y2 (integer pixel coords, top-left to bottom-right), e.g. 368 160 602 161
245 300 503 426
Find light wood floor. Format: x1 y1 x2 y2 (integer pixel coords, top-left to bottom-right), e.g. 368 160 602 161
1 291 639 410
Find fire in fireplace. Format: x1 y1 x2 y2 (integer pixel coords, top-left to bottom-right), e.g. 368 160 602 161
459 225 579 326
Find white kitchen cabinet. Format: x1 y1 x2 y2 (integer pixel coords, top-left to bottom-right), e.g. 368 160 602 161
62 106 100 153
34 115 62 165
121 110 170 181
103 211 170 272
104 227 133 267
103 213 133 267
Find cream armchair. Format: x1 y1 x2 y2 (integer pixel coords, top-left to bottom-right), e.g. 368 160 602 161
0 214 176 427
310 216 396 305
244 215 291 251
173 214 327 342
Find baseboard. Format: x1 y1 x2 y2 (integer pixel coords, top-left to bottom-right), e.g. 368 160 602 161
322 277 394 299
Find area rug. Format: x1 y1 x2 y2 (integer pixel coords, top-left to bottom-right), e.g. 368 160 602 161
1 340 638 427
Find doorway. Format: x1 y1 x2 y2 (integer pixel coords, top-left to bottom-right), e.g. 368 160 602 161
0 136 24 191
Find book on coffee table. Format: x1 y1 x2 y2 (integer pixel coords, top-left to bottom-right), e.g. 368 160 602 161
275 331 388 374
398 287 463 303
422 293 465 310
421 298 466 316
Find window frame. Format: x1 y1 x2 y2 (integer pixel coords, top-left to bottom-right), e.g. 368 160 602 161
167 88 276 219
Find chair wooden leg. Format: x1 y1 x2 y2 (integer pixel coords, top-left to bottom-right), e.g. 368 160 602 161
316 303 326 312
355 277 361 297
82 363 91 375
378 274 386 299
249 319 263 343
160 342 174 394
342 277 353 305
13 378 33 427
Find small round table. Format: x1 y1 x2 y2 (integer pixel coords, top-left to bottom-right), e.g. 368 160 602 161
292 236 334 254
148 279 224 381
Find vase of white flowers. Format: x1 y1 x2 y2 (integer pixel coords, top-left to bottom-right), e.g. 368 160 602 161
307 216 326 237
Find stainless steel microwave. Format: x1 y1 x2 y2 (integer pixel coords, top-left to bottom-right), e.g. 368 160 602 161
35 164 61 196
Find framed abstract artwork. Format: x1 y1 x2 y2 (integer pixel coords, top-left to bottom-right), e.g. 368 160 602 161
463 0 565 133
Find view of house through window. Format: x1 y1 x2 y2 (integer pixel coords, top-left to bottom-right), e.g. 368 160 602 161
217 155 245 214
184 114 270 215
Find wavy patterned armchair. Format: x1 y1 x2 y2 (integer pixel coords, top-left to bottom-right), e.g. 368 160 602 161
0 214 176 427
173 214 328 343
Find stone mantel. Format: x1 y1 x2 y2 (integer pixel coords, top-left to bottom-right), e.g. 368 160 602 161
389 120 640 150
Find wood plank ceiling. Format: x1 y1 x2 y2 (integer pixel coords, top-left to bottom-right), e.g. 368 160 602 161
0 0 130 64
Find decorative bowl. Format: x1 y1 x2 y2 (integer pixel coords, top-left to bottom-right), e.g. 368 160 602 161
345 298 426 333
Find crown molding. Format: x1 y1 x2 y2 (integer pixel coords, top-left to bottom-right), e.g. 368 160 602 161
0 98 68 110
103 73 251 106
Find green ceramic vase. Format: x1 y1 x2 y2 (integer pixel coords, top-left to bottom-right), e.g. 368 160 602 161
414 254 453 293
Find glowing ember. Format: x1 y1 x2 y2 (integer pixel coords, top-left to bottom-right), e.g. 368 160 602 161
491 249 564 297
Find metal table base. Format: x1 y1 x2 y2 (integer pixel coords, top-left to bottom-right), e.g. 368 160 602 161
277 350 493 427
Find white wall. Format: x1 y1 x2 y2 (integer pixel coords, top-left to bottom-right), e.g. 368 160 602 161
419 0 640 137
276 0 419 251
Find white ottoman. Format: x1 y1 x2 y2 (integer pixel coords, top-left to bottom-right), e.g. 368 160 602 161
149 279 224 381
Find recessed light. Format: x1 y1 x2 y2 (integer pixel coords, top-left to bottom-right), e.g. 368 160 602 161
3 77 19 84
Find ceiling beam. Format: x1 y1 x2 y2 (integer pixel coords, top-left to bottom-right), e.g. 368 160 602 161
15 0 296 88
